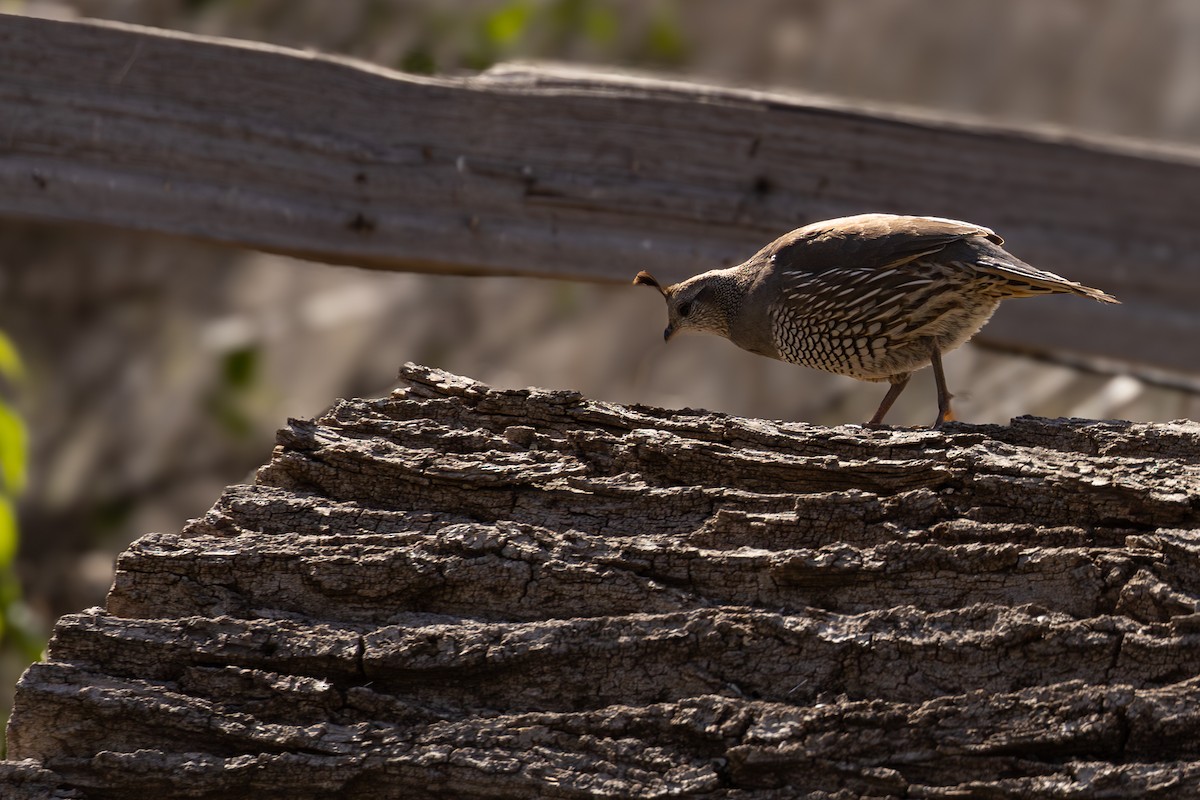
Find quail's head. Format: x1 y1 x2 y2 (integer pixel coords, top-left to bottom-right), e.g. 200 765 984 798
633 270 732 341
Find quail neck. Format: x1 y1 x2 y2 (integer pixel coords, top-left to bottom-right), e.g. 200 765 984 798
725 261 783 359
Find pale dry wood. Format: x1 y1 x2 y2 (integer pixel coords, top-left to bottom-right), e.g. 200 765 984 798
1 16 1199 371
4 364 1200 797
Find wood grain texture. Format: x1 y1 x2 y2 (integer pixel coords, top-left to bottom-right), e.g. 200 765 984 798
1 15 1198 371
4 364 1200 797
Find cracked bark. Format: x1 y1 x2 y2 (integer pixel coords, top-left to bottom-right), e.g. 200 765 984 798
5 363 1200 798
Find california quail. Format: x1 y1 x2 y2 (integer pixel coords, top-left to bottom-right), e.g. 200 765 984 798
634 213 1119 427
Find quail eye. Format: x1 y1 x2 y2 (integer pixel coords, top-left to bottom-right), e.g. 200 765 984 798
678 301 693 318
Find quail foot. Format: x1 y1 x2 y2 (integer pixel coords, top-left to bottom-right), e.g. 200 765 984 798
634 213 1118 428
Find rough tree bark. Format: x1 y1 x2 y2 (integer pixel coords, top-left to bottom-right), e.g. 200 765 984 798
4 364 1200 798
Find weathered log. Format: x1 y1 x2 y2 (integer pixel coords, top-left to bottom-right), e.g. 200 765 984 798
4 364 1200 797
2 16 1200 371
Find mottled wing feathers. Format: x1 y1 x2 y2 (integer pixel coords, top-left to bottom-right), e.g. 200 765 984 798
765 214 1001 277
766 213 1117 304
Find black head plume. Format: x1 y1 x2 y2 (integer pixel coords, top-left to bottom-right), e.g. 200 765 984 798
633 271 668 297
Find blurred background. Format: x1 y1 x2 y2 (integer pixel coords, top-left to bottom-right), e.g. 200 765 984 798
2 0 1200 725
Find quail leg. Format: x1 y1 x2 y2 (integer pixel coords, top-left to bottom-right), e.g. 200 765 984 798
929 345 954 428
868 375 910 426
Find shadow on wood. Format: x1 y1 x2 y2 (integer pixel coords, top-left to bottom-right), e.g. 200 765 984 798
3 364 1200 797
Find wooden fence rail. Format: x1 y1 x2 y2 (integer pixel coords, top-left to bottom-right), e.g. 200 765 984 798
2 14 1199 372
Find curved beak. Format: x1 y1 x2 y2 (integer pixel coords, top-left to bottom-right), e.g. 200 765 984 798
663 324 676 342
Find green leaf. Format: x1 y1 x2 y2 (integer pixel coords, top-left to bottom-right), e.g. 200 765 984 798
584 5 618 44
644 7 687 65
0 404 26 496
0 332 24 383
222 346 259 390
0 497 16 570
484 1 532 48
400 46 437 75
